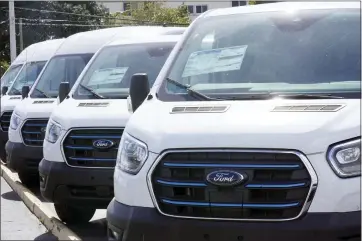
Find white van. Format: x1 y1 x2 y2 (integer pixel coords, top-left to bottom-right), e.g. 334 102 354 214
6 26 185 186
0 39 64 162
1 46 31 93
39 31 185 224
107 2 361 241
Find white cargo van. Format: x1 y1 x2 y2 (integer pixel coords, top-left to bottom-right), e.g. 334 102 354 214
1 47 30 94
0 39 64 162
107 2 361 241
6 26 185 186
39 30 185 224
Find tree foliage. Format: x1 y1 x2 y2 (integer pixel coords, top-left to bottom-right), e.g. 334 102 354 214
0 1 109 71
123 2 191 26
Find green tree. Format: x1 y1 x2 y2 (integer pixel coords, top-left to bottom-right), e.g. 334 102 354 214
0 1 110 66
124 2 191 26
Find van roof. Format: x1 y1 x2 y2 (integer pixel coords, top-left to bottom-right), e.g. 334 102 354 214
204 2 360 18
106 32 182 47
12 38 64 65
54 26 186 56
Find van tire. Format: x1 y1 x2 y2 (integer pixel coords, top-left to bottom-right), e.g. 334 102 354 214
54 204 96 224
18 171 38 187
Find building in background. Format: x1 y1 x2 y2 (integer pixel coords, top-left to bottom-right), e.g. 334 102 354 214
102 0 254 20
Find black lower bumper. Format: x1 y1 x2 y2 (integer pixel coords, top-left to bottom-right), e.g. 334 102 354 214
0 130 8 161
107 200 361 241
39 158 114 209
5 140 42 173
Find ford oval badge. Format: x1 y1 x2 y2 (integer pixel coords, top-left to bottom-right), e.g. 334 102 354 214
206 170 245 187
93 139 114 149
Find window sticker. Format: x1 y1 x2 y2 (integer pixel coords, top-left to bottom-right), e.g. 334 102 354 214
182 45 248 78
88 67 129 85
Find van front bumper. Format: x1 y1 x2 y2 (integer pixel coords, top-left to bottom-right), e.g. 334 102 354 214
0 129 8 161
39 158 114 208
5 140 42 173
107 199 361 241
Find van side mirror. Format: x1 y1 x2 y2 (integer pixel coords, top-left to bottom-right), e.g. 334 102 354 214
21 85 30 99
58 82 70 103
129 73 150 112
1 86 8 95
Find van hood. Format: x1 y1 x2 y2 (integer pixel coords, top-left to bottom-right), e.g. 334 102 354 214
51 98 131 130
0 95 23 113
14 97 58 119
126 99 360 154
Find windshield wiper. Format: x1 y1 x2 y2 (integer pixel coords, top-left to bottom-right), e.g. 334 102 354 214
165 78 222 101
78 84 105 99
34 88 51 98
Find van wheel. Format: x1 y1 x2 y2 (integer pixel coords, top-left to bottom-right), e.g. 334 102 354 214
54 203 96 224
18 171 38 187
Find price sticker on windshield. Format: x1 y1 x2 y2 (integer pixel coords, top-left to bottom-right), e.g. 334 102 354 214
182 45 248 78
88 67 129 85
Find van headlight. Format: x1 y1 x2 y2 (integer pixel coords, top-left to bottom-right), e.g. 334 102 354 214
45 120 62 143
116 132 148 174
327 138 361 178
10 113 22 130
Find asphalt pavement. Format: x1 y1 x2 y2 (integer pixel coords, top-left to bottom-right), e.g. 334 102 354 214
27 185 108 241
1 177 58 241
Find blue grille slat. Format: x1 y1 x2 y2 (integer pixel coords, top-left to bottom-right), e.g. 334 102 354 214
23 131 42 134
63 128 124 168
156 179 306 189
24 123 47 127
163 162 300 169
68 157 116 161
69 135 122 139
161 199 300 208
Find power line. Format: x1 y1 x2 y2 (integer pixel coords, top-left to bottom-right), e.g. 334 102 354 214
3 7 188 26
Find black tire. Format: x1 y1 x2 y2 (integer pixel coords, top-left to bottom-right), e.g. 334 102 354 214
0 147 7 164
54 203 96 224
18 171 39 187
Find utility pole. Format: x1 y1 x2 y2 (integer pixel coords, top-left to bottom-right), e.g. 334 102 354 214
9 0 17 62
19 18 23 52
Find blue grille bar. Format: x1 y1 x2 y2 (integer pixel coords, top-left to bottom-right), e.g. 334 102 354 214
24 123 47 127
64 145 118 150
68 157 116 161
156 179 306 188
163 162 300 169
161 199 300 208
69 135 122 139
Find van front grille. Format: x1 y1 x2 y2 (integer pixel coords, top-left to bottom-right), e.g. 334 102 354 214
0 111 13 132
150 150 316 221
21 119 49 146
62 128 124 168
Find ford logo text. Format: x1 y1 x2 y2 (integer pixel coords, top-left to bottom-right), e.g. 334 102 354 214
206 170 245 187
93 139 114 149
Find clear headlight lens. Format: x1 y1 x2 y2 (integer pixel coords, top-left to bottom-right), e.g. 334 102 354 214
327 138 361 178
10 113 22 130
45 120 62 143
116 132 148 175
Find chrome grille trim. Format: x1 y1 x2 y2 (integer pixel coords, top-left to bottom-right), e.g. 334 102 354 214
147 149 318 222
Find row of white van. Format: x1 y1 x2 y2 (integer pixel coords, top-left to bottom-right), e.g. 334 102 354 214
0 2 361 241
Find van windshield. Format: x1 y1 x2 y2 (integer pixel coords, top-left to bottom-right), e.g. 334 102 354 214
30 54 93 98
72 42 175 99
1 64 23 88
159 8 361 101
7 61 47 96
